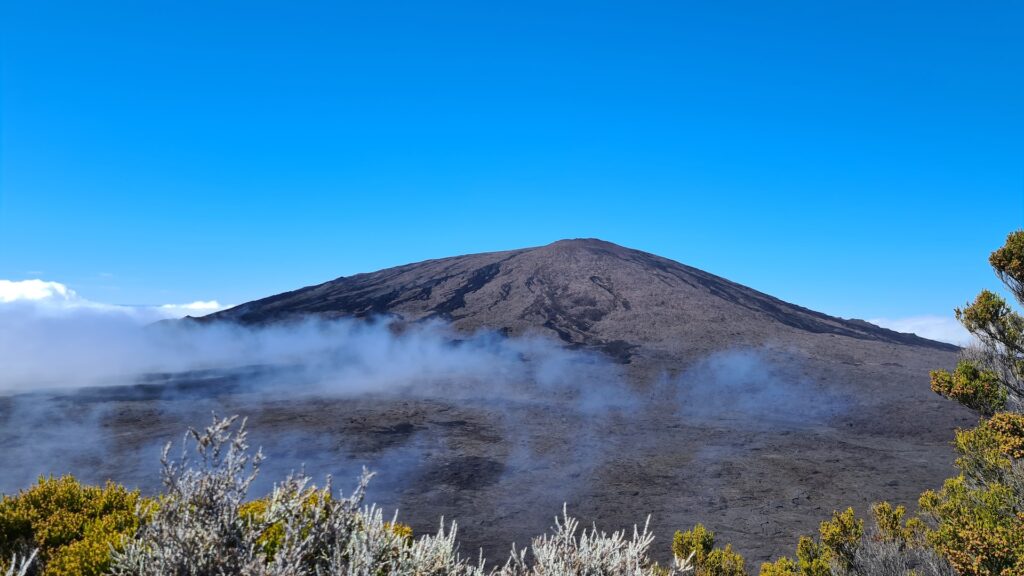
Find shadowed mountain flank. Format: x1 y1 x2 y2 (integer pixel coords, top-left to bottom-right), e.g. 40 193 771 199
207 238 955 365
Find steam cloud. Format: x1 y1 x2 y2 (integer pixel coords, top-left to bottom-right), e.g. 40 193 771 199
0 287 633 498
0 298 624 403
0 280 846 523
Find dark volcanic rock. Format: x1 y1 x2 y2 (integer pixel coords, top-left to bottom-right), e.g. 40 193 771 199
207 238 955 366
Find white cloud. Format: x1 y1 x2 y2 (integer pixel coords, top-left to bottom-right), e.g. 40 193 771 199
0 279 227 320
868 315 972 346
0 279 80 303
158 300 226 317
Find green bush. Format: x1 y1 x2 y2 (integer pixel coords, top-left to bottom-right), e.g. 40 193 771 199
672 524 747 576
0 476 142 576
237 493 413 561
983 412 1024 459
756 512 850 576
919 475 1024 576
930 361 1007 417
793 536 830 576
757 556 797 576
817 507 862 571
701 544 746 576
917 230 1024 575
869 501 926 546
672 523 714 565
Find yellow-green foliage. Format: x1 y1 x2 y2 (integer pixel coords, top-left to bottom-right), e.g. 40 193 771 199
762 539 832 576
756 508 862 576
384 521 413 543
238 497 286 560
954 286 1024 396
953 414 1024 486
0 475 142 576
870 501 925 546
672 524 747 576
930 360 1007 417
918 231 1024 574
919 475 1024 576
958 289 1024 356
922 388 1024 572
238 494 413 561
239 490 330 560
990 230 1024 289
794 536 830 576
983 412 1024 460
701 544 746 576
672 523 714 565
870 502 905 542
758 556 797 576
817 507 862 569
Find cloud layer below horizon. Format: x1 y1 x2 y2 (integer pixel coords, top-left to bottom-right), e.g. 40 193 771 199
868 315 971 346
0 279 226 321
0 278 630 400
0 278 971 392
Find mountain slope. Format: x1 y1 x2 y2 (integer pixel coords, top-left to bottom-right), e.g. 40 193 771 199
207 238 954 364
62 239 974 563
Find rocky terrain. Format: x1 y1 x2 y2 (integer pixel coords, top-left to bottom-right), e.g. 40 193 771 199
0 239 975 563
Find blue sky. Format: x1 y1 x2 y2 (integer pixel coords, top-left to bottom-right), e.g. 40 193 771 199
1 1 1021 327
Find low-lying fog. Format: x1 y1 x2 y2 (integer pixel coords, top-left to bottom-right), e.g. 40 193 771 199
0 298 878 562
0 299 846 486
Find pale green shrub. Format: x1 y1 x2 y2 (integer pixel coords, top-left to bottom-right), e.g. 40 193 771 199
110 415 684 576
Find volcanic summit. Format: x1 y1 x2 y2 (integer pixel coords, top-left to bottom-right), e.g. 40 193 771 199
208 238 954 365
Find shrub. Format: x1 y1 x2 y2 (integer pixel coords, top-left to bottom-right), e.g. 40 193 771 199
950 230 1024 408
915 230 1024 574
983 412 1024 460
917 410 1024 575
502 506 673 576
109 415 430 575
672 524 746 576
794 536 830 576
930 361 1007 416
918 475 1024 576
237 489 415 566
757 504 953 576
951 412 1024 488
840 502 953 576
109 414 687 576
758 556 797 576
754 515 848 576
817 508 862 571
385 521 414 543
0 476 141 576
110 415 273 575
701 545 746 576
844 537 955 576
672 524 714 566
869 502 927 546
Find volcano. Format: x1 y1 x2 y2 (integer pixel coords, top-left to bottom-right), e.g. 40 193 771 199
21 239 973 564
207 238 954 365
191 239 974 561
